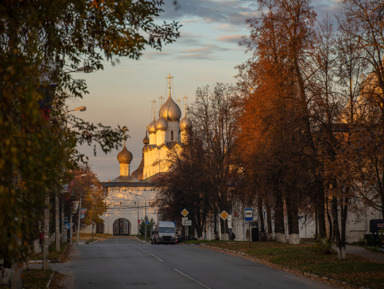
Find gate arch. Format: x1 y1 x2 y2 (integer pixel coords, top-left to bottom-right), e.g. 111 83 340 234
113 218 130 235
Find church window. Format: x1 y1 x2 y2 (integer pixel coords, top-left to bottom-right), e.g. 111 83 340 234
171 131 174 141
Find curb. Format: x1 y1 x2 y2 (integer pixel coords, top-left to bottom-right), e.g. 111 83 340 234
46 272 54 288
28 260 60 264
86 239 98 245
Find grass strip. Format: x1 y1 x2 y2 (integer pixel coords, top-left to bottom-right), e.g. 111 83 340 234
204 241 384 289
22 269 53 289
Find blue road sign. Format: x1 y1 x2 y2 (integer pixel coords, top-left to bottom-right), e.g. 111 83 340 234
245 208 253 222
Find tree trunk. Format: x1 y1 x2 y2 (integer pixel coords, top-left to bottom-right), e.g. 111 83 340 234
42 193 50 271
220 218 228 240
55 194 60 252
61 197 66 242
213 209 218 240
69 205 73 244
381 189 384 219
332 197 346 260
340 195 349 259
274 189 286 243
10 262 22 289
266 203 273 240
286 195 300 244
258 195 265 240
326 198 333 241
316 184 327 238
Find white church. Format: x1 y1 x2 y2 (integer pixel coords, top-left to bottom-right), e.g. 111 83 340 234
85 75 191 236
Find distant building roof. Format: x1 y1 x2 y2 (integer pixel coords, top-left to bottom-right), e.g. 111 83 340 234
102 175 153 188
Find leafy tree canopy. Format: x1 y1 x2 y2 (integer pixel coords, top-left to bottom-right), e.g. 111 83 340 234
0 0 180 264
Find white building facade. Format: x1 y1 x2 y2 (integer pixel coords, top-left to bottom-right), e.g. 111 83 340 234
81 75 190 236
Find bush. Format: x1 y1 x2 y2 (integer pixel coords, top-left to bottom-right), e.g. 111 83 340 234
139 217 155 238
312 238 332 254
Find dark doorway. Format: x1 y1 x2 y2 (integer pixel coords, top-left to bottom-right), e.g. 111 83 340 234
113 218 130 235
96 222 104 234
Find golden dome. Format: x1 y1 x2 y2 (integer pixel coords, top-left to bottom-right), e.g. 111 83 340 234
117 146 132 164
148 119 156 134
143 133 149 144
159 96 181 122
155 117 168 131
179 115 191 131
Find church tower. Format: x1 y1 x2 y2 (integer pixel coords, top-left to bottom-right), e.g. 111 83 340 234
141 74 184 179
116 127 132 176
179 96 191 144
159 74 181 144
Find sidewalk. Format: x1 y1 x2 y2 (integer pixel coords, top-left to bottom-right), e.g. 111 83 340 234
339 245 384 263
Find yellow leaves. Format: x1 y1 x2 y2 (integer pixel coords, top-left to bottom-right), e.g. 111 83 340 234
10 146 17 155
90 0 106 10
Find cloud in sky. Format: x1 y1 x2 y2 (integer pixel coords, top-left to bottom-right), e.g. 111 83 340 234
145 1 256 61
162 0 258 27
178 53 218 60
216 34 243 44
80 0 341 181
183 44 228 54
176 44 231 60
163 0 341 26
155 0 341 62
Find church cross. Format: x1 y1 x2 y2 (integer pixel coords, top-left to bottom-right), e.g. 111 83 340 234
122 126 128 146
183 95 188 111
152 99 156 120
166 74 174 98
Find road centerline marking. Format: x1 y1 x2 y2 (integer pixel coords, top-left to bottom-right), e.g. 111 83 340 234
136 246 163 262
174 268 212 289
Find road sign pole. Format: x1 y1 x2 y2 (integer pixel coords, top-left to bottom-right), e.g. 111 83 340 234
249 222 251 248
244 208 253 248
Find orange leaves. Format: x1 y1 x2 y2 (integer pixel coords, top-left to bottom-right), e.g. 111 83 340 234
89 0 105 10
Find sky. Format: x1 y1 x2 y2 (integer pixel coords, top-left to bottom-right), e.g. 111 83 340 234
69 0 339 182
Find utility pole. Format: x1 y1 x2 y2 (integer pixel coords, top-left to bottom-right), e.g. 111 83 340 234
42 193 50 271
91 187 96 241
69 203 73 244
76 173 86 245
130 192 147 240
55 193 60 251
76 193 82 246
61 196 66 243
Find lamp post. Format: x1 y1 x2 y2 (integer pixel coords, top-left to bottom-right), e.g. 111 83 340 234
75 173 87 246
76 193 82 246
130 192 147 240
90 185 97 241
63 107 86 245
64 64 94 74
129 193 140 235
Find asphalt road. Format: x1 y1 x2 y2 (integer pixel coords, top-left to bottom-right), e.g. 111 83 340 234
58 237 339 289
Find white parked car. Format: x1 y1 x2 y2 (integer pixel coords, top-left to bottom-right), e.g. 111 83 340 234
151 221 176 244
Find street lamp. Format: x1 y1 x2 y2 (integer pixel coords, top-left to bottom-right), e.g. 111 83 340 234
130 192 147 241
62 107 86 245
129 193 140 235
68 106 86 113
76 173 87 246
64 64 94 74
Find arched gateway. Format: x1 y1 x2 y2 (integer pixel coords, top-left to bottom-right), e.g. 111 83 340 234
113 218 130 235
